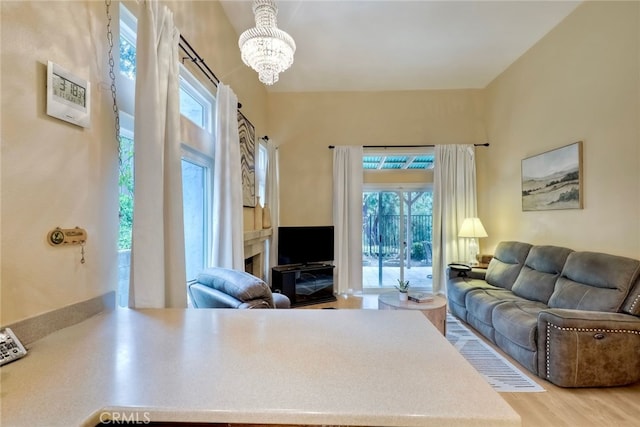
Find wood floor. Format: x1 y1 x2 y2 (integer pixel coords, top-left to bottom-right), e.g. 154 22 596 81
302 294 640 427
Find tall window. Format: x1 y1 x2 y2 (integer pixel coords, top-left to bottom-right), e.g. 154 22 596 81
117 5 216 306
256 141 268 203
179 69 215 282
181 150 209 281
116 4 137 307
179 71 213 132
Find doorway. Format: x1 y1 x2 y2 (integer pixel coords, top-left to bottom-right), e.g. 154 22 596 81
362 188 433 291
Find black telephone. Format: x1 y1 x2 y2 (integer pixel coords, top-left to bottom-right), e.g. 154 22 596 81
448 263 472 277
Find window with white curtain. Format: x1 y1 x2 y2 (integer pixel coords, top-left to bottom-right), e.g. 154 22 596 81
179 69 215 283
179 71 214 132
116 3 137 307
116 4 216 305
256 141 268 203
181 148 212 282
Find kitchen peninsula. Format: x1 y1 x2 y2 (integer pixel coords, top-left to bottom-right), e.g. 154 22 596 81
1 307 520 426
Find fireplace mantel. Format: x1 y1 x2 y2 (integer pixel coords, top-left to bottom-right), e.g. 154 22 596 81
244 228 272 247
244 228 272 280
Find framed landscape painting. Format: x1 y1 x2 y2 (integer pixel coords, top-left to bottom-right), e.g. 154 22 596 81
521 141 583 211
238 111 256 207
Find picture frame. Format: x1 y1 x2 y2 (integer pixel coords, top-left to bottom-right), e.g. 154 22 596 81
521 141 583 211
238 111 256 207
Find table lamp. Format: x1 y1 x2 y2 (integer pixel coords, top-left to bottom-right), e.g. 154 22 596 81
458 217 488 266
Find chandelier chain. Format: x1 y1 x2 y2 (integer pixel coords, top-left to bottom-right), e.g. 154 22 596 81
105 0 121 167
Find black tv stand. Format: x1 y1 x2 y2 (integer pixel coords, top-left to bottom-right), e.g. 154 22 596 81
272 264 336 307
284 262 331 270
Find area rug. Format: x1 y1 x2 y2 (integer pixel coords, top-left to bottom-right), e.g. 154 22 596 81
446 315 545 393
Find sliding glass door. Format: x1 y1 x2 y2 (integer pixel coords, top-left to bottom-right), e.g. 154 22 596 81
362 188 433 291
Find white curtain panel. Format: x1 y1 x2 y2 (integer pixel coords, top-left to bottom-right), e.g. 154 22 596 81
211 83 244 270
332 146 364 294
265 139 280 282
129 0 186 308
432 144 478 295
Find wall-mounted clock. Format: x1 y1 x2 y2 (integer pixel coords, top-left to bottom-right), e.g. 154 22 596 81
46 61 91 128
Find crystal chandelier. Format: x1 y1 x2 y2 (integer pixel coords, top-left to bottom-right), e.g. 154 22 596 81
238 0 296 85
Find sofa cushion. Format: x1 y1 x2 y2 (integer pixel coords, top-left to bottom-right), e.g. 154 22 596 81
492 300 548 352
493 301 545 375
548 252 640 312
511 245 573 304
447 278 499 308
197 267 274 307
465 289 527 343
484 241 532 290
466 289 525 325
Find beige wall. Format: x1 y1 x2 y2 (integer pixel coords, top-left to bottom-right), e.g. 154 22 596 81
3 0 638 325
270 0 639 256
268 90 486 226
480 1 639 259
0 0 267 324
1 1 118 325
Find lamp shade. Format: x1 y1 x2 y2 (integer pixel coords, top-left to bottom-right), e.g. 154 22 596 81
458 217 488 238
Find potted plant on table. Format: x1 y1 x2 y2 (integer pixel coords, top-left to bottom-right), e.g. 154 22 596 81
395 279 410 301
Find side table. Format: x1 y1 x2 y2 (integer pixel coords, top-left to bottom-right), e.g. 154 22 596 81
378 292 447 335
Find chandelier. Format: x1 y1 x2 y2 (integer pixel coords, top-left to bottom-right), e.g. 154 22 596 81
238 0 296 85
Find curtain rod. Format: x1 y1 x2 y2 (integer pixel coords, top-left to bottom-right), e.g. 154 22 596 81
179 34 242 109
328 143 490 149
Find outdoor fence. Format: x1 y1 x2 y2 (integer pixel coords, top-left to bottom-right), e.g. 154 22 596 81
363 214 433 262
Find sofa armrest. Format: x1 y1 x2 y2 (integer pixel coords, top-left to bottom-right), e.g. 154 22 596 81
272 292 291 309
469 268 488 280
189 283 273 309
537 309 640 387
188 283 244 308
239 299 272 309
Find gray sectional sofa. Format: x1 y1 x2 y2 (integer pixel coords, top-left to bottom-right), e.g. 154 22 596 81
447 241 640 387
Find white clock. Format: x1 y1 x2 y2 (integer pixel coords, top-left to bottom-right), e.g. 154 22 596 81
46 61 91 128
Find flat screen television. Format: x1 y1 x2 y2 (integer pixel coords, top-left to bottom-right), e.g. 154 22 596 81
278 226 334 266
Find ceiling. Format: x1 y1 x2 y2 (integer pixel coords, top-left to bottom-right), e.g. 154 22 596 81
219 0 582 93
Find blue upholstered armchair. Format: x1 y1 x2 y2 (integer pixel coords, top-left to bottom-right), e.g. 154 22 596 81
188 267 290 309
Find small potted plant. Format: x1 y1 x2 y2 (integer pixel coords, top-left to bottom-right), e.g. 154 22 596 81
395 279 410 301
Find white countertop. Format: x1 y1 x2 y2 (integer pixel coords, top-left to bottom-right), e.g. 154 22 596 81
1 308 520 426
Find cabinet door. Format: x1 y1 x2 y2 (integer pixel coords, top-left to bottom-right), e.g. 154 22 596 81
294 268 334 305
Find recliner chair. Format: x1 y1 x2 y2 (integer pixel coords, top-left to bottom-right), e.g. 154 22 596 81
188 267 290 309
